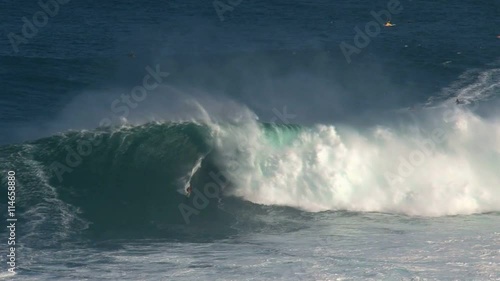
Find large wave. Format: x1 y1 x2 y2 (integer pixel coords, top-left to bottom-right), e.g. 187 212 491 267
1 65 499 242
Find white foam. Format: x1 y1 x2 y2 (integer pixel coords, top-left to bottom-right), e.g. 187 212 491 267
209 107 500 216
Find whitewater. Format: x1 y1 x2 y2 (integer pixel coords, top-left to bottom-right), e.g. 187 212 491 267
209 108 500 216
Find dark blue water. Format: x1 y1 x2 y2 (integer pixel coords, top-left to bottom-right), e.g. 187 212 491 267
1 0 499 280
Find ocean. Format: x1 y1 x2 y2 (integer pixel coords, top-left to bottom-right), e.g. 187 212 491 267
0 0 499 280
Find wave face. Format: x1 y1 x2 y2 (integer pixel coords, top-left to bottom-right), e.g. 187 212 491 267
2 102 499 240
0 122 229 240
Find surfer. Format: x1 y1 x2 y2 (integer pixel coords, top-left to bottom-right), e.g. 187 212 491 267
186 185 192 197
456 98 462 105
384 20 394 27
